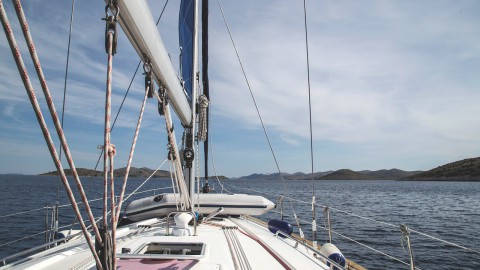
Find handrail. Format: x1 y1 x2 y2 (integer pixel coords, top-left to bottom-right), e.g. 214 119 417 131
166 211 197 236
273 230 347 270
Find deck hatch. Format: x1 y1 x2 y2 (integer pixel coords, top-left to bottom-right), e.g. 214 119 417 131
137 242 205 256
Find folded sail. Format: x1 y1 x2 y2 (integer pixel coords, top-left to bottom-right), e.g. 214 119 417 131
179 0 194 103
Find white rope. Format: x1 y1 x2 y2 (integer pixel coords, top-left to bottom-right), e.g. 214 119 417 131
154 89 192 210
223 228 241 269
195 141 201 206
230 228 252 270
168 156 180 210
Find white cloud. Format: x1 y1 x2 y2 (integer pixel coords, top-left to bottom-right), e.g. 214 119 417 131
1 0 479 175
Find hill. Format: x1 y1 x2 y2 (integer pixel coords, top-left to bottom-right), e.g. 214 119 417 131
402 157 480 181
237 171 332 180
41 167 169 178
237 169 420 180
317 169 374 180
359 169 422 180
41 167 229 179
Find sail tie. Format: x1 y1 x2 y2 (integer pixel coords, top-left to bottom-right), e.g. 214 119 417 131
0 1 103 268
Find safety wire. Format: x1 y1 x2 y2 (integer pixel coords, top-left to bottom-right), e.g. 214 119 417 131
216 0 305 238
302 0 317 245
224 182 480 258
55 0 76 239
207 101 231 194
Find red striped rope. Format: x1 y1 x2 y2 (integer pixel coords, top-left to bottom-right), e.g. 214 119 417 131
109 144 116 270
0 2 102 268
104 30 115 269
115 87 149 222
11 0 103 245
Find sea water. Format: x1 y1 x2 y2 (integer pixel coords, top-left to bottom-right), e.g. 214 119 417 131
0 175 478 269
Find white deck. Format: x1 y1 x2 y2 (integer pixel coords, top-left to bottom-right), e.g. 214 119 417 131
1 216 331 270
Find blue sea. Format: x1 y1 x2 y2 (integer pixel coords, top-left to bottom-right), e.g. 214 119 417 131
0 175 479 269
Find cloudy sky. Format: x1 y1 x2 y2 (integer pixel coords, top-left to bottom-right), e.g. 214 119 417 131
1 0 479 177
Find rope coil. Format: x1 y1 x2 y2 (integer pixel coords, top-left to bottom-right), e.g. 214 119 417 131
198 94 209 141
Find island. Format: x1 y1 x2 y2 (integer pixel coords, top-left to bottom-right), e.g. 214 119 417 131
41 167 229 180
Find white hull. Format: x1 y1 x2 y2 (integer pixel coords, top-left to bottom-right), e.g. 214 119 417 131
0 216 347 270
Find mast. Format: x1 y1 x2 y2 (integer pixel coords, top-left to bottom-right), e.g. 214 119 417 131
202 0 210 192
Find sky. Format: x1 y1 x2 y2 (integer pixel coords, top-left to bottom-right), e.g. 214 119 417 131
0 0 479 178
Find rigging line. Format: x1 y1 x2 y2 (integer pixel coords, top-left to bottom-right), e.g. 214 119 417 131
408 228 480 255
13 0 102 240
215 0 301 225
56 0 76 204
3 1 102 264
303 0 317 243
119 159 168 205
0 230 51 249
226 184 480 256
114 82 149 222
57 187 173 208
207 101 232 194
90 158 169 226
0 206 47 219
90 0 169 176
215 0 282 179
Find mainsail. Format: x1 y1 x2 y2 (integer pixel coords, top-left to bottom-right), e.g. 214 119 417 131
179 0 194 103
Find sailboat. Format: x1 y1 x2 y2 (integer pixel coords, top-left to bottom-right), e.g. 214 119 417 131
0 0 359 269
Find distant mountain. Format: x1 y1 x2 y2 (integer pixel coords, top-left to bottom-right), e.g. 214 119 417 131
286 171 332 180
317 169 374 180
237 171 332 180
402 157 480 181
237 169 420 180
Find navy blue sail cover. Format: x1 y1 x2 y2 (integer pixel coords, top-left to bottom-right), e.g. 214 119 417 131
179 0 194 103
